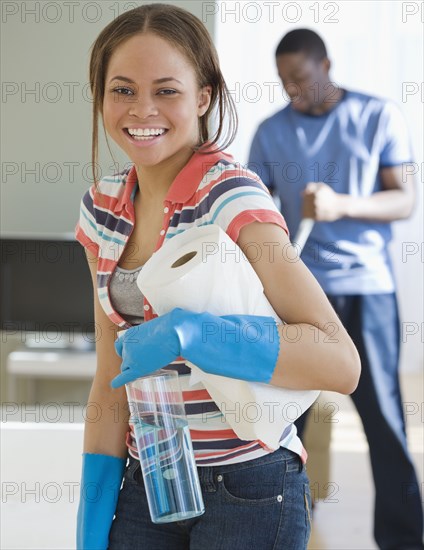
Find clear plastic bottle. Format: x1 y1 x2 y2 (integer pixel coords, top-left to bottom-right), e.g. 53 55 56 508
126 369 205 523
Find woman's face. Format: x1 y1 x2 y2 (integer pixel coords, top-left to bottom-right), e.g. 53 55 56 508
103 33 211 170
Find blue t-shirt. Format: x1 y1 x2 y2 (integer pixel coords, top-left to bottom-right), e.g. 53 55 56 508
248 90 413 295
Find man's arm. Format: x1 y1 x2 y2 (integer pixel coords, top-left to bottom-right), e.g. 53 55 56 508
303 164 416 222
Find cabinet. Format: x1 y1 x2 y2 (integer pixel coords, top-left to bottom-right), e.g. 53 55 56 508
6 349 96 402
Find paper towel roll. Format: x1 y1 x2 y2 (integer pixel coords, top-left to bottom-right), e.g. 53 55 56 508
137 224 319 449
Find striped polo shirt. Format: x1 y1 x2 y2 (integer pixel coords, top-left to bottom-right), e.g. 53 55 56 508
75 148 307 466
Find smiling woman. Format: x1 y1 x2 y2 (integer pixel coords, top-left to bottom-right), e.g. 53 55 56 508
88 5 237 187
102 33 212 179
74 3 360 550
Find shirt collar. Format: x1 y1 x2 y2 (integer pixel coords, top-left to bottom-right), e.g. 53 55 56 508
166 147 233 204
113 147 233 213
114 166 138 213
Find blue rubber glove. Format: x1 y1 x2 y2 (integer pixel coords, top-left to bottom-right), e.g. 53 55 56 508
76 453 126 550
111 308 279 389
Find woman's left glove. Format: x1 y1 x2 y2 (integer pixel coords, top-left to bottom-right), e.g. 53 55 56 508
111 308 279 388
76 453 126 550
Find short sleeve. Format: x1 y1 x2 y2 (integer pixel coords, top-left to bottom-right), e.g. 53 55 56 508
205 164 289 243
74 185 99 257
379 101 414 167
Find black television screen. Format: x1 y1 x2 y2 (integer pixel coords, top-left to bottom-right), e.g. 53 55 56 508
1 236 95 347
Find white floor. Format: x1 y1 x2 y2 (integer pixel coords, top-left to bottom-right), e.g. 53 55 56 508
309 372 424 549
1 423 82 549
1 372 423 550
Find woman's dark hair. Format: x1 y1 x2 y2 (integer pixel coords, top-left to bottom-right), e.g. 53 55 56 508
276 29 328 61
89 3 237 185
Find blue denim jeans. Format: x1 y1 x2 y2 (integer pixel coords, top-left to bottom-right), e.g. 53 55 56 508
296 294 424 550
108 447 312 549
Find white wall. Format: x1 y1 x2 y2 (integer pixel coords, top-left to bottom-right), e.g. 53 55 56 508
214 0 423 372
1 0 215 235
0 0 216 402
1 422 84 549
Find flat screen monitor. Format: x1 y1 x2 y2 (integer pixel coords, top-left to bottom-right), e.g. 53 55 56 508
1 234 95 348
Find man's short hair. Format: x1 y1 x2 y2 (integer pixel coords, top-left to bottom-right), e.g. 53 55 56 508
276 29 328 61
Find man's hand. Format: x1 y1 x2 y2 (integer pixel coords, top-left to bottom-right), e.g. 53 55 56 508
302 182 346 222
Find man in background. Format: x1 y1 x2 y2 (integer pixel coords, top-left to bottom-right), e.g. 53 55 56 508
249 28 423 549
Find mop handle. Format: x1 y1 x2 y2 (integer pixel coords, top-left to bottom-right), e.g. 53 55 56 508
293 218 314 252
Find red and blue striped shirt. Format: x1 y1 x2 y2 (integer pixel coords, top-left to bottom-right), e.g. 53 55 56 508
75 148 307 465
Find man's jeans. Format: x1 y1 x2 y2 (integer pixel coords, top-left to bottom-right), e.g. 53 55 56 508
296 293 424 549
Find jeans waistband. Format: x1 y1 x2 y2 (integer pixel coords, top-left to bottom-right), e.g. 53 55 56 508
127 446 302 479
196 446 302 477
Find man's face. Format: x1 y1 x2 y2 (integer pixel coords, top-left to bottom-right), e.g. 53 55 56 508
276 52 329 114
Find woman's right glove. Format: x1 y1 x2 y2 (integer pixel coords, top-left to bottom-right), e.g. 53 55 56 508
111 308 280 388
76 452 126 550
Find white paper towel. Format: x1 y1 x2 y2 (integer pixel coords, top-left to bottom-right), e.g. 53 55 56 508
137 224 320 449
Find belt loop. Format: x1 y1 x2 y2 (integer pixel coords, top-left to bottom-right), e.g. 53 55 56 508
199 466 217 493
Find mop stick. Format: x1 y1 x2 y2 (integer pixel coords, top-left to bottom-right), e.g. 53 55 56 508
293 218 314 251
